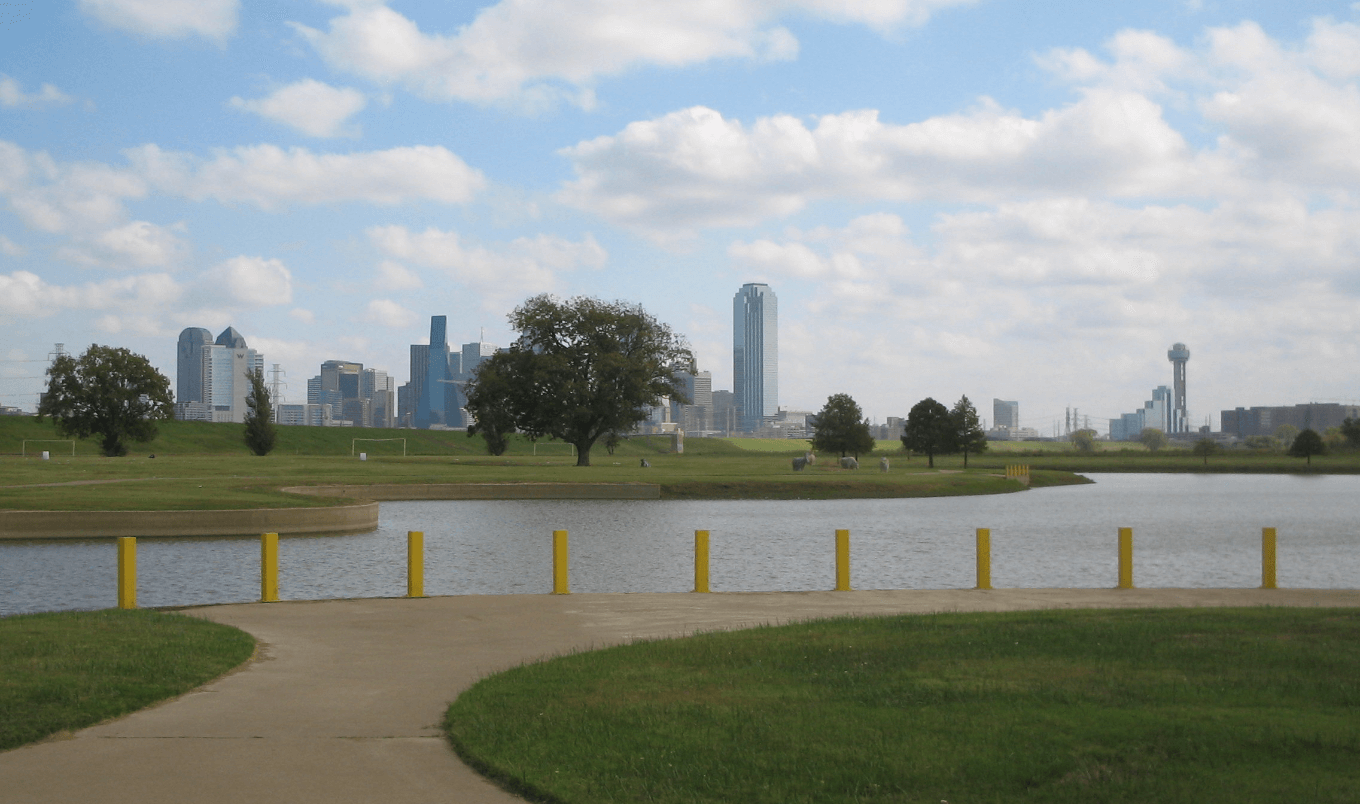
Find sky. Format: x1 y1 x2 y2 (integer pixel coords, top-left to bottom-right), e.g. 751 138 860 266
2 0 1359 435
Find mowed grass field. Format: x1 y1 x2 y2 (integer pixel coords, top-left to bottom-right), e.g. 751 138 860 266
0 418 1076 510
447 607 1360 804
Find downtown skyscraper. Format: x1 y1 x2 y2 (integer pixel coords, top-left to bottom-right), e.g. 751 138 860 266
733 282 778 433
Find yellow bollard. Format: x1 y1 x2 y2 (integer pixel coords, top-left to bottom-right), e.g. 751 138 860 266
407 531 424 598
116 536 136 609
261 532 279 603
835 529 851 591
1117 527 1134 589
552 530 569 594
975 528 992 590
694 530 710 593
1261 527 1277 590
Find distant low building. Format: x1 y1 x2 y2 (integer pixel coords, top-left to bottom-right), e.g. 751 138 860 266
1221 403 1360 438
987 426 1039 441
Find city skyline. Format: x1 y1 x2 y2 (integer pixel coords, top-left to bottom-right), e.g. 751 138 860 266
3 2 1358 429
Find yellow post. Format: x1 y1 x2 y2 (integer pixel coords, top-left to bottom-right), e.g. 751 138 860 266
835 529 851 591
694 530 710 593
552 530 569 594
1261 527 1277 590
407 531 424 598
1117 527 1134 589
975 528 992 590
116 536 136 609
261 532 279 603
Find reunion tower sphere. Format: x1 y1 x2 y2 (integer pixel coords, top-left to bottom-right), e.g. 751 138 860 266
1168 343 1190 363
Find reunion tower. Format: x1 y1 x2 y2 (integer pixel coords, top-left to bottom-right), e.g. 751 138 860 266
1167 343 1190 434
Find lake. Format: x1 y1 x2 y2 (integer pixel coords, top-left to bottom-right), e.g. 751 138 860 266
2 474 1357 615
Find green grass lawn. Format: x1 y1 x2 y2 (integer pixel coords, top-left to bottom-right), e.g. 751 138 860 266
0 609 255 752
446 607 1360 804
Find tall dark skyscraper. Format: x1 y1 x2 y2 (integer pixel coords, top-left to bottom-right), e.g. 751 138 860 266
733 282 777 432
176 327 213 406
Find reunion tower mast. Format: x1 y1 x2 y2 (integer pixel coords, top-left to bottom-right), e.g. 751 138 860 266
1168 342 1190 434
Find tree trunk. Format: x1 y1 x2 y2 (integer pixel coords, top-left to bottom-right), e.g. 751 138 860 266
573 439 593 466
927 451 934 468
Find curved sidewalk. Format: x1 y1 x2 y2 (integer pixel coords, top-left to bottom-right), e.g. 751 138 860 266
4 588 1359 803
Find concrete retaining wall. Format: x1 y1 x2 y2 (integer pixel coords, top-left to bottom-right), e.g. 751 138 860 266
282 483 661 501
0 502 379 540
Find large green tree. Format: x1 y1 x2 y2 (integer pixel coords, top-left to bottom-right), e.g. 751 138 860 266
808 393 875 458
901 397 955 468
1071 429 1098 453
463 295 692 467
950 395 988 468
464 353 520 456
37 344 173 457
1138 427 1169 452
1288 428 1326 465
1340 417 1360 449
242 368 277 456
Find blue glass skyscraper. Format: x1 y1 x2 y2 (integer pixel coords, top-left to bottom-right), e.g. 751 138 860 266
733 282 777 433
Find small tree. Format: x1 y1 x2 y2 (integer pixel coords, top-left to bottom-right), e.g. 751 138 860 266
950 395 988 468
1340 417 1360 450
461 295 692 466
1288 428 1326 465
37 344 173 457
1273 424 1300 446
1192 436 1219 466
243 368 277 456
901 397 955 468
464 355 520 456
1138 427 1169 452
1070 429 1098 453
808 393 875 458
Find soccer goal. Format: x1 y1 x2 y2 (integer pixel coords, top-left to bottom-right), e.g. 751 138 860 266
531 442 577 457
351 438 407 457
22 439 76 457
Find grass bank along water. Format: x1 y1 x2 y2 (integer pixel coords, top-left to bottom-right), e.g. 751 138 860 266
0 609 255 752
447 607 1360 804
0 418 1090 513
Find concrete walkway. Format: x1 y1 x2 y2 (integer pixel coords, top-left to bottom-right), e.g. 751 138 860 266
4 588 1359 803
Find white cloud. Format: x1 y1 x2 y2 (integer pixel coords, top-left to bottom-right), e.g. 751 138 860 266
374 259 423 290
364 298 420 328
230 79 367 138
131 143 485 208
289 308 316 325
59 220 189 269
291 0 974 108
0 75 75 109
0 234 23 257
559 98 1212 235
79 0 238 43
368 225 607 308
219 256 293 306
0 270 182 318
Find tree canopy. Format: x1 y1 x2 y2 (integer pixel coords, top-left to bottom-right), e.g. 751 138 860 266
950 395 988 467
1341 417 1360 450
808 393 875 458
1070 429 1098 454
37 344 173 457
463 295 691 466
243 367 277 456
901 397 955 468
1288 428 1326 465
464 354 520 456
1138 427 1169 452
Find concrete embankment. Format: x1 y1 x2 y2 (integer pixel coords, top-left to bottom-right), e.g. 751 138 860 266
1 483 659 538
0 502 380 539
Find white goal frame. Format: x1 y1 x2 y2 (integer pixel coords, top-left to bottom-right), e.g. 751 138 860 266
351 438 407 457
532 442 577 456
22 439 76 457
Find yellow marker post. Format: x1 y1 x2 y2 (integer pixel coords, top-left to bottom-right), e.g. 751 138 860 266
694 530 710 593
1261 527 1277 590
407 531 425 598
835 529 851 591
261 532 279 603
975 528 992 590
552 530 569 594
1117 527 1134 589
116 536 136 609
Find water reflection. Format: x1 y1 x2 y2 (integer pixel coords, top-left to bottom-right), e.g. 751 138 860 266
2 474 1357 614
